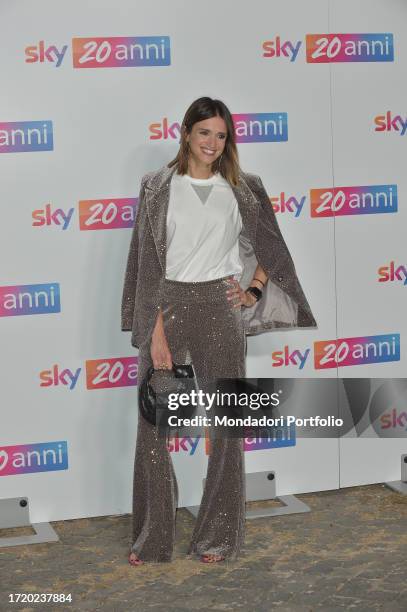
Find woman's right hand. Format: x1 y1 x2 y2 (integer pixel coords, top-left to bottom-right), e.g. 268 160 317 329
150 328 173 370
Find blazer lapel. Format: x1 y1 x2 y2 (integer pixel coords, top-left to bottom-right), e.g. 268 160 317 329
145 165 175 272
145 165 260 273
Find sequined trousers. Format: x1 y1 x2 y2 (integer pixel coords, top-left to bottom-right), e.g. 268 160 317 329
131 275 246 562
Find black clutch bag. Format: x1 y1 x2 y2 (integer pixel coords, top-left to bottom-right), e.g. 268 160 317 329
138 362 197 426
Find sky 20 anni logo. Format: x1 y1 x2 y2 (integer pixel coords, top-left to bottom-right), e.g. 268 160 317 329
272 334 400 370
40 357 138 390
263 33 394 62
32 198 138 231
25 37 170 68
268 184 397 219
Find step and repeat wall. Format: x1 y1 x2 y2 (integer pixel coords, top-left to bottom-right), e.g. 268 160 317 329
1 0 406 522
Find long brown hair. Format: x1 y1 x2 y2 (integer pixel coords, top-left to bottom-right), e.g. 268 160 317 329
167 96 240 186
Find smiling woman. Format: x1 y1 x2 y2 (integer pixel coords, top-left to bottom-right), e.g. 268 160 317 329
169 100 240 186
186 117 227 160
121 95 317 567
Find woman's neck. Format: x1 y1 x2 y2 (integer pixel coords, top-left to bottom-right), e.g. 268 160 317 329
187 160 214 179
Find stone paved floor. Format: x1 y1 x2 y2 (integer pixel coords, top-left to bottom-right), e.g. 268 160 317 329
0 484 406 612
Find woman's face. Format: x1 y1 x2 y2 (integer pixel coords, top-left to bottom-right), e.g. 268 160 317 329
185 115 227 167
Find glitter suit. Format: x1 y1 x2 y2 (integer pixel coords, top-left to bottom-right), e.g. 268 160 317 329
121 164 317 561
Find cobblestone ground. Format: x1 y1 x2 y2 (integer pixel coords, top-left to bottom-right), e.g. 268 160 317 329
0 484 406 612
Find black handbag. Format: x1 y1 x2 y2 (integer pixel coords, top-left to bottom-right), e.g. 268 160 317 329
138 362 197 426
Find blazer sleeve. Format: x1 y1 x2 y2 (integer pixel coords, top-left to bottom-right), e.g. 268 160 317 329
252 173 317 327
121 174 149 332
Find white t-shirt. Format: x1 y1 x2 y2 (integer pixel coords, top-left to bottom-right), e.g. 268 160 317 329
165 171 243 282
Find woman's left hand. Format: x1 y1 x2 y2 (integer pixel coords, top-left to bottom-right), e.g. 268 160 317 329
226 279 257 308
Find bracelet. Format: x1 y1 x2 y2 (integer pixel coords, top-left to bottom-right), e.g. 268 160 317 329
246 286 263 302
253 277 265 287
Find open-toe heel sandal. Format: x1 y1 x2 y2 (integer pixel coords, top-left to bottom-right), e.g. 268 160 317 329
128 552 144 566
200 554 225 564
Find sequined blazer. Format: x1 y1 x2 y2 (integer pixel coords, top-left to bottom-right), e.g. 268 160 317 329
121 164 317 349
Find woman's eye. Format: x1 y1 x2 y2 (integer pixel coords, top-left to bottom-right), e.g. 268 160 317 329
199 131 225 139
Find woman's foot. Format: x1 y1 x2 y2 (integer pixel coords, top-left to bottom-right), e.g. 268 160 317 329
200 553 225 563
128 552 144 566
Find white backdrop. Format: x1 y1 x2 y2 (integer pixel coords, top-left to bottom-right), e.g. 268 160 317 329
0 0 405 522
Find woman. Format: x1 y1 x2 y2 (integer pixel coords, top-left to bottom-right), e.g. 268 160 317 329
121 96 316 565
